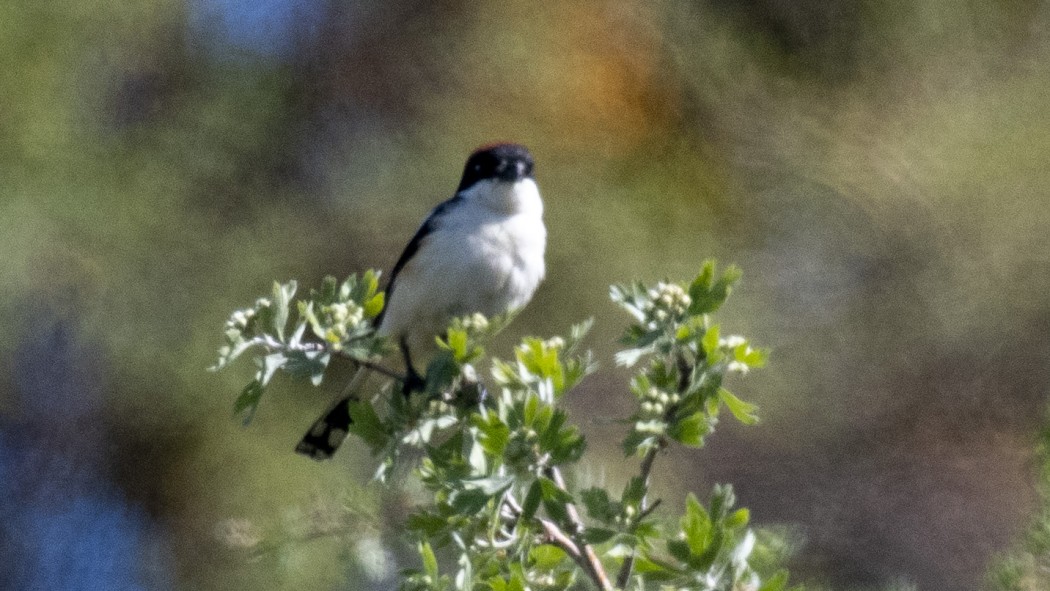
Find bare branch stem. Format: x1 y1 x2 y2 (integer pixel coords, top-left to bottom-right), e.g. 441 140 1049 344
545 467 615 591
501 493 594 583
618 351 688 587
346 357 406 382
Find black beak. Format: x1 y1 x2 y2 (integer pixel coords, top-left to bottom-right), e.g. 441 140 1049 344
497 160 529 182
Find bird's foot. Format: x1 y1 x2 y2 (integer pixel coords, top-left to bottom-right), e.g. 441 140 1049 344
402 366 425 396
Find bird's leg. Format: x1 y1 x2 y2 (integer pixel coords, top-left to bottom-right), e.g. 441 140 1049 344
399 338 426 395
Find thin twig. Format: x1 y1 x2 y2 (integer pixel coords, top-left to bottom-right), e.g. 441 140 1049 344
348 357 407 382
638 498 662 521
618 351 689 588
258 332 408 383
502 493 592 580
546 467 615 591
616 440 664 589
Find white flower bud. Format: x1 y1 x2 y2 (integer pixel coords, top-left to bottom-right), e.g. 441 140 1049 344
728 361 750 374
461 363 477 383
721 335 747 348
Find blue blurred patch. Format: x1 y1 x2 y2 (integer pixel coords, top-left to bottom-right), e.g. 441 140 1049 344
0 316 173 590
188 0 326 58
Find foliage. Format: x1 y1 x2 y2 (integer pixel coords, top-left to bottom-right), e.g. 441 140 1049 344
213 261 791 590
984 419 1050 591
211 272 387 424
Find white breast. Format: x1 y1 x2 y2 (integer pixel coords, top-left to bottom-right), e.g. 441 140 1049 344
379 178 546 354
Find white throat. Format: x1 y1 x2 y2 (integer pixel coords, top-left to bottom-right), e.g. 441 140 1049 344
460 178 543 216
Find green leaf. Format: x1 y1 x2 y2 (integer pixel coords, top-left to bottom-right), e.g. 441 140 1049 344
719 388 759 425
361 269 380 299
288 319 308 348
317 275 338 303
609 284 646 323
539 477 573 524
621 477 647 507
692 260 715 292
523 394 539 427
668 411 709 447
701 324 720 357
450 488 491 515
464 474 515 496
622 430 656 457
710 484 735 519
568 318 594 350
688 261 741 314
451 475 513 514
615 346 652 368
407 511 448 536
550 425 585 464
271 280 296 340
734 343 769 368
632 554 680 578
259 352 286 386
580 488 614 522
667 538 693 563
537 408 566 449
533 404 554 435
420 540 439 579
282 349 330 386
538 477 573 505
363 292 385 319
521 480 542 522
682 493 711 556
506 570 526 591
468 439 487 475
529 545 567 570
726 507 750 529
347 399 389 451
473 414 510 458
233 379 264 424
443 328 469 361
580 527 617 545
758 570 790 591
424 352 460 395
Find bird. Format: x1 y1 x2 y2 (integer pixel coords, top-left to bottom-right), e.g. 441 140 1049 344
296 143 546 460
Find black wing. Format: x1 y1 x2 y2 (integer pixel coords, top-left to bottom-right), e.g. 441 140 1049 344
374 195 462 328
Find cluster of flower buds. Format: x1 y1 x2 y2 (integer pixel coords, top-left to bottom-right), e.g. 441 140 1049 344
425 398 452 415
458 312 490 333
639 384 681 418
504 426 542 467
321 301 364 347
643 281 692 326
720 334 747 349
224 297 270 337
720 334 756 374
611 503 637 527
544 336 565 350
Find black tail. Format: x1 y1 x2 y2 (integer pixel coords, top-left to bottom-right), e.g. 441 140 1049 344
295 397 353 460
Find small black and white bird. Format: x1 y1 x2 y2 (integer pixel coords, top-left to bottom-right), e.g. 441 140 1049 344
296 143 546 460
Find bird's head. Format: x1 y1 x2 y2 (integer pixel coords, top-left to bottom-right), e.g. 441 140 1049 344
456 143 535 193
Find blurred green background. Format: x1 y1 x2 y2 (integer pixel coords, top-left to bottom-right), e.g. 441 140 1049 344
2 1 1050 589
